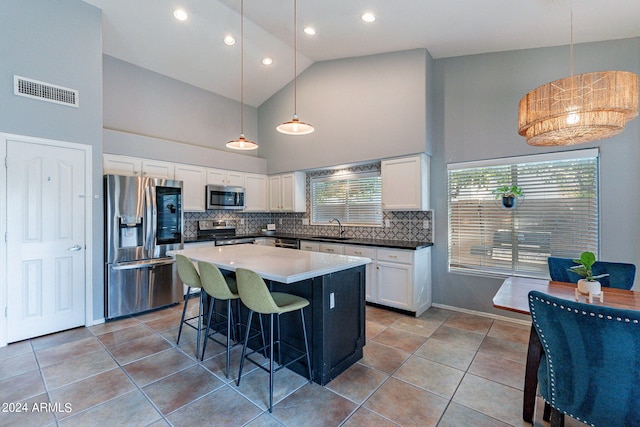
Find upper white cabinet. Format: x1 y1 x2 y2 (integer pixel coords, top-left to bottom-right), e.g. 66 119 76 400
381 154 430 211
103 154 141 176
207 168 244 187
174 164 207 212
141 160 174 179
244 173 269 212
268 172 306 212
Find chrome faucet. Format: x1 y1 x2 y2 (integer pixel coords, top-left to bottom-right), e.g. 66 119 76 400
329 218 344 238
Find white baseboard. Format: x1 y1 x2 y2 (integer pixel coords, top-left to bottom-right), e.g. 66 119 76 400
431 303 531 327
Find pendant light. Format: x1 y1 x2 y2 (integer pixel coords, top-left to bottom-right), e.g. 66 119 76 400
517 2 638 146
276 0 314 135
227 0 258 150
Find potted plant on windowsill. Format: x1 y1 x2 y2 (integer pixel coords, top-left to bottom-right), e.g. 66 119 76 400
494 185 523 209
569 251 609 302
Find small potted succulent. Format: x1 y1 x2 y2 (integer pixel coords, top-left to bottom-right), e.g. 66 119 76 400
494 185 523 209
569 251 608 296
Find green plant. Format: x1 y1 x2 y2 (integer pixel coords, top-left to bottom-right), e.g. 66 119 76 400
568 251 609 281
494 185 523 199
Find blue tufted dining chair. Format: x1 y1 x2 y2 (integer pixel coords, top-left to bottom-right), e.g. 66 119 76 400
528 290 640 427
547 257 636 290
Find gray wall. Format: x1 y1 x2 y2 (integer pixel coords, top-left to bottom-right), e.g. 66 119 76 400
0 0 104 321
258 49 433 173
431 37 640 320
103 56 260 160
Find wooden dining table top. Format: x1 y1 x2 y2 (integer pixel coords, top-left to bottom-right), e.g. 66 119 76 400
493 276 640 315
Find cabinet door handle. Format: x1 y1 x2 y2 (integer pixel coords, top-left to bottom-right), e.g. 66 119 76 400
326 249 334 252
354 251 362 255
389 255 397 259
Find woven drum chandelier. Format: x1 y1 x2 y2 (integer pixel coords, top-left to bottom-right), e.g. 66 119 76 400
518 4 639 146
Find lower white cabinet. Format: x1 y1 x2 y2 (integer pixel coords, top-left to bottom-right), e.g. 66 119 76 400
319 243 344 255
344 245 377 303
299 240 320 252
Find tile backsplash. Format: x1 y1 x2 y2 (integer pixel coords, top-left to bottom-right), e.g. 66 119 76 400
184 163 432 243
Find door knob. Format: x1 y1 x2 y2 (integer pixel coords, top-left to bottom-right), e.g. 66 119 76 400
67 245 82 251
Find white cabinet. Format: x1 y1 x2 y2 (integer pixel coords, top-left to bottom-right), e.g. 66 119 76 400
381 154 430 211
299 240 320 252
103 154 141 176
344 245 377 303
319 242 344 255
141 160 174 179
268 172 306 212
253 237 276 246
244 173 269 212
174 164 207 212
207 168 244 187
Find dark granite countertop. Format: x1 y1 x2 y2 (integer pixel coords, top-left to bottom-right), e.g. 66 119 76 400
185 233 432 250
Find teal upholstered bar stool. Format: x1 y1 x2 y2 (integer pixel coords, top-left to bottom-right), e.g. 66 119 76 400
175 254 205 358
235 268 312 413
198 261 242 378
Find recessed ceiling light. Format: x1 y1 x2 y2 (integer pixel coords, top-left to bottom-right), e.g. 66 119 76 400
173 8 188 21
261 57 273 66
303 27 316 36
361 12 376 23
223 35 236 46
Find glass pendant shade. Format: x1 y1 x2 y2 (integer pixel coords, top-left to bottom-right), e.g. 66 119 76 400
276 114 314 135
226 134 258 150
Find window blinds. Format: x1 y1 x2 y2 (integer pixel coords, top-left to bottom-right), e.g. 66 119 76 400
447 149 599 278
311 172 382 225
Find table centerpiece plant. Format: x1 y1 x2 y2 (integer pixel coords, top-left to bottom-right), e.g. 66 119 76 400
569 251 609 295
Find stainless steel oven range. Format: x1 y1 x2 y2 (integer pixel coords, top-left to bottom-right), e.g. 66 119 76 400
197 220 255 246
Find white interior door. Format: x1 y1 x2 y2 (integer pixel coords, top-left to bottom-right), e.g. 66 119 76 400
6 140 86 342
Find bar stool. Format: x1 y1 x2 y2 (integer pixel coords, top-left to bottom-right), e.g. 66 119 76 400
198 261 242 378
235 268 312 413
175 254 205 358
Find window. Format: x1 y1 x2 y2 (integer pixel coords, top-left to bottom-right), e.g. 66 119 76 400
447 149 599 279
311 172 382 225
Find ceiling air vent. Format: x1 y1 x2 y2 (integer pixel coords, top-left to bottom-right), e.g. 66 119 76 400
13 75 79 107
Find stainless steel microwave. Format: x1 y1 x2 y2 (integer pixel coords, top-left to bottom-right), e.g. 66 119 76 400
206 185 245 210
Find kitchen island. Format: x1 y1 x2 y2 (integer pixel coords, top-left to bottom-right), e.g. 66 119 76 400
170 244 371 385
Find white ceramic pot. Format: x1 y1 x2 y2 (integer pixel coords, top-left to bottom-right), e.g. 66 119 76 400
577 279 601 295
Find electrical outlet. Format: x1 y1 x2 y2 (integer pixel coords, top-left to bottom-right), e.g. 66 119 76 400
302 218 310 226
240 218 245 225
423 220 429 229
329 292 335 309
385 219 391 227
279 218 283 225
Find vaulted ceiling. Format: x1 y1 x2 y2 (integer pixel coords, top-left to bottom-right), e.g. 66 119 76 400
84 0 640 107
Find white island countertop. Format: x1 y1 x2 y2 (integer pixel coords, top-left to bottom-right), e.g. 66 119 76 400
169 244 371 284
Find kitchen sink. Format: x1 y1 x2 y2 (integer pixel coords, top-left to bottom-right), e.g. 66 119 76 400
311 236 352 241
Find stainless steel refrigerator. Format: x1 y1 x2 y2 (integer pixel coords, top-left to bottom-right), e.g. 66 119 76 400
104 174 184 319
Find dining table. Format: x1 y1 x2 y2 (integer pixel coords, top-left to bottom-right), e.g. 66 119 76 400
493 276 640 423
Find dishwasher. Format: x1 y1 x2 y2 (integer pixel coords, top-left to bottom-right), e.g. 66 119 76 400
274 238 300 249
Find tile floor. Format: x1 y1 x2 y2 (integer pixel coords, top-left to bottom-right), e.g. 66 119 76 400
0 302 585 427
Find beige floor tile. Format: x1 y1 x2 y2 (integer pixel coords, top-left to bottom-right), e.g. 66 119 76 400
360 341 410 374
41 349 117 389
444 312 494 335
97 323 154 347
143 365 224 414
325 362 389 403
89 317 140 336
123 347 196 386
0 393 56 427
468 351 525 390
364 377 448 427
0 351 39 381
365 320 387 340
389 316 441 337
144 312 185 332
35 336 103 367
477 335 528 363
393 355 464 399
244 412 286 427
437 402 512 427
342 407 398 427
58 390 161 427
159 325 199 345
487 320 531 345
236 365 309 411
429 325 486 351
414 337 477 371
135 305 182 323
273 383 357 427
47 368 136 419
108 334 172 364
30 327 95 351
0 369 45 403
371 327 427 353
452 373 523 426
418 306 454 322
0 339 33 361
166 386 261 426
146 419 171 427
201 344 267 382
366 306 406 326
